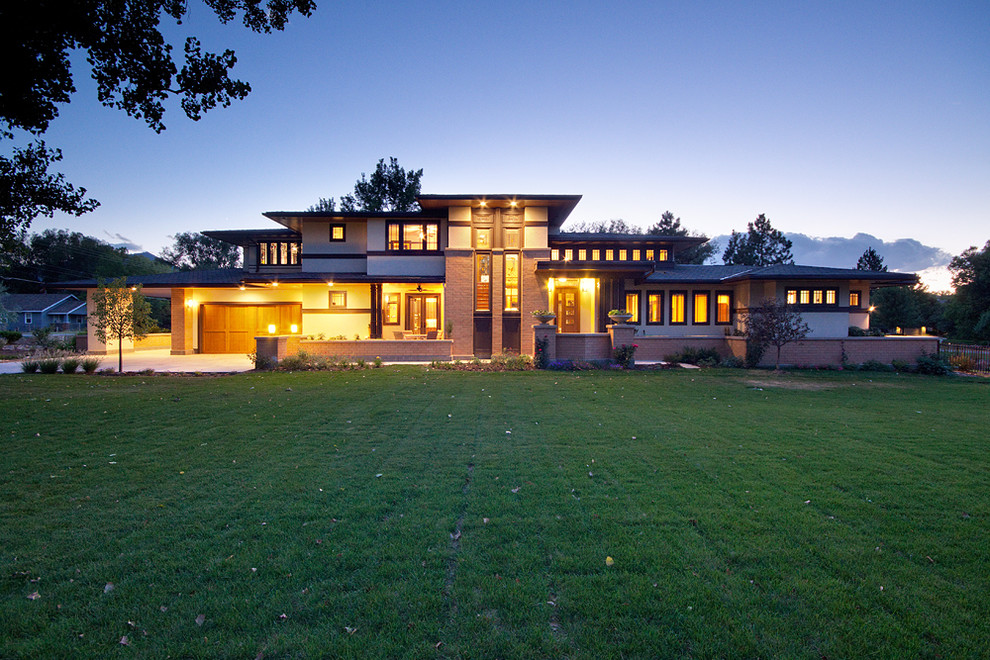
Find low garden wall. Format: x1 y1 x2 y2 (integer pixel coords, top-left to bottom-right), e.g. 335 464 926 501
256 336 453 364
133 333 172 350
555 333 613 361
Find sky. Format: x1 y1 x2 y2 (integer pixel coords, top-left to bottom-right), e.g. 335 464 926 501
24 0 990 287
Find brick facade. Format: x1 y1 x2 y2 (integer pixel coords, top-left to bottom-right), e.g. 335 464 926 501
444 250 475 358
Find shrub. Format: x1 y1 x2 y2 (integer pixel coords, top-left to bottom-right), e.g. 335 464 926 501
948 354 977 372
31 326 57 350
355 358 366 368
374 356 383 368
745 341 766 368
61 357 81 373
534 335 549 369
858 359 893 372
278 351 310 371
613 344 638 368
915 352 951 375
38 357 61 374
0 330 22 343
891 359 912 373
848 326 866 337
81 357 102 374
665 346 720 365
720 355 745 368
21 359 40 373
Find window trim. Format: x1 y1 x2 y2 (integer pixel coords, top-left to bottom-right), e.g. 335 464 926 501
714 290 732 325
670 290 687 325
624 291 640 324
329 291 347 308
849 291 861 308
475 252 492 312
329 224 346 242
386 222 440 253
692 291 710 325
646 291 664 325
258 241 300 266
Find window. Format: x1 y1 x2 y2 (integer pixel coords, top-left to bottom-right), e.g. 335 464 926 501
645 249 654 261
258 241 300 265
504 228 520 249
329 291 347 307
693 292 709 324
647 292 663 324
564 249 573 261
786 289 798 304
383 294 399 324
576 249 585 261
813 289 824 305
618 249 627 261
24 312 32 325
551 249 560 260
625 292 640 323
799 290 810 304
330 224 345 241
658 249 668 261
631 249 641 261
850 291 861 307
716 292 732 324
504 253 519 311
476 253 491 311
670 292 686 324
591 249 600 260
475 228 491 249
387 222 439 252
825 289 836 305
605 249 614 261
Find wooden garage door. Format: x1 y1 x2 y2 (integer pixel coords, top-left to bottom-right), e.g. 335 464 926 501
200 303 302 354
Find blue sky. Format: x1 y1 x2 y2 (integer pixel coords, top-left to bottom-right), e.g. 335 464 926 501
29 1 990 269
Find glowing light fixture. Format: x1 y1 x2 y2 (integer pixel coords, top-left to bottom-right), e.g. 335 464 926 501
868 305 876 312
509 200 518 207
327 280 334 287
239 285 245 291
290 324 299 333
267 324 277 334
479 200 487 207
271 280 278 287
580 278 594 292
185 299 196 308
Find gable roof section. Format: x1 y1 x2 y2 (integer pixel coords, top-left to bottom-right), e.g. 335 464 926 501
0 293 78 313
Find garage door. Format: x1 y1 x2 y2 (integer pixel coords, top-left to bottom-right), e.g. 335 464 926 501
200 303 302 354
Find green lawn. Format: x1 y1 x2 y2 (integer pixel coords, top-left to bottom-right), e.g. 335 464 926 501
1 368 988 658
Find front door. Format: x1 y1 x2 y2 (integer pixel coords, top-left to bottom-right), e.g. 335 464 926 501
407 294 440 335
555 287 580 333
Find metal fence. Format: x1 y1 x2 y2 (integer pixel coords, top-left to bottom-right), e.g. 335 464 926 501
941 341 990 373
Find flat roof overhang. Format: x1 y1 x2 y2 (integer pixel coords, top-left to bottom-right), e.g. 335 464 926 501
418 194 582 227
536 261 654 278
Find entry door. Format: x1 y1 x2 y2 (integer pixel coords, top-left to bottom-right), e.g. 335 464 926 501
407 294 440 334
555 287 580 333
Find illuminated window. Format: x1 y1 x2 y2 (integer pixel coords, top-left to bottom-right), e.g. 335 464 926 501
625 292 640 323
504 253 519 311
786 289 797 304
825 289 836 305
551 249 560 260
387 223 439 252
670 292 686 324
330 224 345 241
716 292 731 324
591 249 600 260
658 249 668 261
578 249 587 261
330 291 347 307
693 292 709 324
799 290 810 304
632 249 641 261
564 249 573 261
383 295 399 324
645 249 654 261
476 253 491 311
618 249 627 261
259 242 300 266
605 249 614 261
850 291 861 307
813 290 824 304
647 292 663 324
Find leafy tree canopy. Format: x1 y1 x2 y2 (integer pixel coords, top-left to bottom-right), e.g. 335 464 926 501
565 219 644 234
946 240 990 340
1 229 171 292
0 0 316 249
870 284 943 335
722 214 794 266
89 277 152 372
341 158 423 212
646 210 718 265
161 231 241 270
856 246 887 271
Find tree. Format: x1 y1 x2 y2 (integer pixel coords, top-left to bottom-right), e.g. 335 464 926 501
565 219 644 234
336 158 424 212
89 277 152 372
946 240 990 340
0 283 12 329
743 297 810 370
0 0 316 248
646 210 718 264
722 214 794 266
307 197 337 213
856 247 887 271
161 232 241 270
1 229 171 291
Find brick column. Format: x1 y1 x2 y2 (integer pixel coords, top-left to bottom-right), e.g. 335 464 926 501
444 249 475 358
492 249 504 353
521 248 551 356
608 324 636 354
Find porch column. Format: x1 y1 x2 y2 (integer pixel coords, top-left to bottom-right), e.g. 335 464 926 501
533 322 558 362
370 284 383 339
170 288 195 354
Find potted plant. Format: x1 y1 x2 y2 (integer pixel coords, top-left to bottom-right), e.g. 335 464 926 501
608 308 633 324
531 309 557 324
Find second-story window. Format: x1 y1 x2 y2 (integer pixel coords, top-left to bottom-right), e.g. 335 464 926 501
387 223 439 252
259 241 299 266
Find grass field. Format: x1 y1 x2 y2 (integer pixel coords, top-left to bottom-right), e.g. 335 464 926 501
1 368 988 658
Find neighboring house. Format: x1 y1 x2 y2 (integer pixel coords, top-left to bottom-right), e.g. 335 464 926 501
0 293 87 332
60 193 932 365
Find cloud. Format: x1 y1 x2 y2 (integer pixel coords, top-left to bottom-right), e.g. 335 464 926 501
709 232 953 272
103 231 142 252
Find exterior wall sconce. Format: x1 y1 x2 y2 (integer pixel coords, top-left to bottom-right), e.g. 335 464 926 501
290 324 299 333
268 324 277 334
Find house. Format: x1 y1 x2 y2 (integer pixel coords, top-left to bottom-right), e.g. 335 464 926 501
61 193 937 366
1 293 87 333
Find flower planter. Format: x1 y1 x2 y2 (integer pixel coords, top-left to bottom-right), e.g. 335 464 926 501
608 313 633 324
532 313 557 324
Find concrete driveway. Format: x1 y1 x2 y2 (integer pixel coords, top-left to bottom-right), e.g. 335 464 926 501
0 349 255 374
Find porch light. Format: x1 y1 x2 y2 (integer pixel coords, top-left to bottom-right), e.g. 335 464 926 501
239 285 246 291
479 200 487 207
327 280 334 287
271 281 278 287
268 324 277 334
868 305 876 312
580 278 594 292
509 200 518 207
290 324 299 333
185 299 196 308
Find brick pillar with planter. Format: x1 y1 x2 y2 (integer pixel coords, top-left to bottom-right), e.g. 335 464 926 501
609 323 636 358
533 323 558 363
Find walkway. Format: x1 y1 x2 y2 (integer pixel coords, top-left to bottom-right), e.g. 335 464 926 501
0 349 255 374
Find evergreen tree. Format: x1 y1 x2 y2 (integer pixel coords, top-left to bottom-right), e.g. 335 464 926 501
856 247 887 271
722 214 794 266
